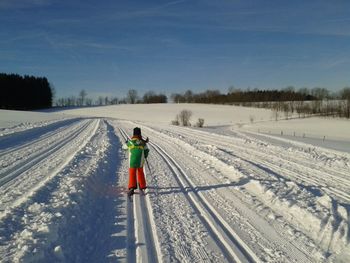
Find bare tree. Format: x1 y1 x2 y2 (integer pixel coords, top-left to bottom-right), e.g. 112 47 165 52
298 87 310 97
110 97 119 105
311 87 329 100
196 118 205 127
184 90 193 103
283 103 290 119
86 98 93 106
97 96 104 106
272 103 279 121
68 96 77 106
178 109 192 126
340 87 350 118
171 93 183 103
143 91 167 103
228 85 236 94
295 100 304 118
171 115 180 125
127 89 138 104
79 89 87 106
105 96 109 105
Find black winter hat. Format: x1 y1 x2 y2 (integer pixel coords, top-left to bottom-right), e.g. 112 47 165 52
133 127 141 136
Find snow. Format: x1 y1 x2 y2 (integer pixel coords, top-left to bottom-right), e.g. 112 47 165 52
1 104 350 262
242 117 350 141
0 109 69 136
50 103 274 126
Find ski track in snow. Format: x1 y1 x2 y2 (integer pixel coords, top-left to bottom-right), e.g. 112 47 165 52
149 139 258 262
121 120 350 262
0 116 349 262
0 119 99 215
120 122 313 262
118 128 161 263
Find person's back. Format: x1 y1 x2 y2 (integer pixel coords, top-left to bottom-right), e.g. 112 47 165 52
123 127 149 196
126 137 148 168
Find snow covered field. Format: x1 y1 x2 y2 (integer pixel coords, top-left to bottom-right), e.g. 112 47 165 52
1 104 350 263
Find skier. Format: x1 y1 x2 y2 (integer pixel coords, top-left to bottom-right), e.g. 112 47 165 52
123 127 149 197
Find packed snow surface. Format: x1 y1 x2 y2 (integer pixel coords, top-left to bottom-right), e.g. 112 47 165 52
0 104 350 263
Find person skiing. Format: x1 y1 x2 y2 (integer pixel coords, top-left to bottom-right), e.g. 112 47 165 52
123 127 149 197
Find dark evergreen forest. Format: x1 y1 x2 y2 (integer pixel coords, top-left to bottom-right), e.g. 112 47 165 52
0 73 53 110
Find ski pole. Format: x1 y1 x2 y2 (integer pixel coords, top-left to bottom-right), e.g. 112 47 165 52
145 158 152 175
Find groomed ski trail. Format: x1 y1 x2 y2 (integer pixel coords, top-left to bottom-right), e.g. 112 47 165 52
149 139 259 263
0 119 100 217
118 128 162 263
1 115 348 262
118 120 317 262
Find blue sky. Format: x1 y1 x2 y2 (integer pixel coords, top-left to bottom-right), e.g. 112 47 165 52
1 0 350 99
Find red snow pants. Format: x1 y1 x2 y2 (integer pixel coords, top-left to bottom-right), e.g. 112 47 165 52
128 168 146 190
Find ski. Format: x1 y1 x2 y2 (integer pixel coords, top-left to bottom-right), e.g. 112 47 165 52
127 189 134 201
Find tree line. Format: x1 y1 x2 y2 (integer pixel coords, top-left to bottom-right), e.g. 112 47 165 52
55 89 167 107
171 88 316 104
0 73 53 110
53 85 350 119
171 87 350 119
2 71 349 119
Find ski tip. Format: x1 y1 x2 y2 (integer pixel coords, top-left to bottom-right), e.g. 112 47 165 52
127 189 134 201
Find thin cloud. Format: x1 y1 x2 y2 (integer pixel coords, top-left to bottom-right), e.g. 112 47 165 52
0 0 52 9
152 0 187 10
103 0 187 21
43 35 135 52
0 32 46 44
81 42 134 51
322 57 350 69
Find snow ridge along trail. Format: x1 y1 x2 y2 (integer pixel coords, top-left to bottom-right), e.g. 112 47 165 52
119 128 162 263
120 121 321 262
0 119 99 217
149 140 258 263
0 119 127 262
1 111 349 262
139 122 350 261
0 119 93 186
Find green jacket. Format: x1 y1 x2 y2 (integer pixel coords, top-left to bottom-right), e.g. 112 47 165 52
123 136 149 168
